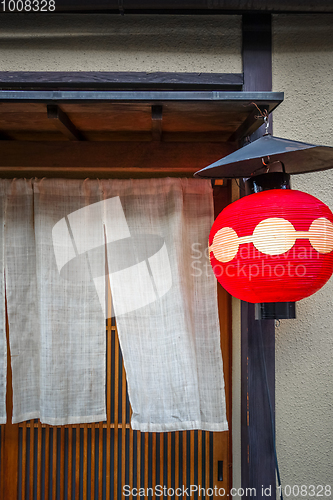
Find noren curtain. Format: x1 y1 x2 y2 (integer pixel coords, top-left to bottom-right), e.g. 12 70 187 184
1 178 228 432
5 179 106 425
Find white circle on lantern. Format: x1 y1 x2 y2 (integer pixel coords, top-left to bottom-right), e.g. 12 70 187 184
308 217 333 254
252 217 296 255
211 226 239 263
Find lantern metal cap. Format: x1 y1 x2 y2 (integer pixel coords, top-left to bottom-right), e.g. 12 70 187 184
194 134 333 179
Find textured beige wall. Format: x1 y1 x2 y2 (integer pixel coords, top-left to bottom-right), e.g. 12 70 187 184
0 14 241 73
273 14 333 488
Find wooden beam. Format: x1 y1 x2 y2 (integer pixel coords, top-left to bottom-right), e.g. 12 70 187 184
241 13 276 500
0 141 234 178
0 72 244 90
9 0 333 13
242 12 273 137
0 89 283 104
151 105 163 141
229 107 265 143
47 104 84 141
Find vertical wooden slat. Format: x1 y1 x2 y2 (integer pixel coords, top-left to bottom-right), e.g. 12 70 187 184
98 422 103 500
52 427 57 500
59 426 65 500
152 433 157 500
44 425 50 500
122 364 127 496
2 418 19 500
75 427 80 500
113 327 119 500
136 432 141 492
91 424 95 500
106 385 111 500
182 431 186 499
159 434 163 496
128 421 134 500
21 422 27 500
36 422 43 500
175 432 179 495
167 433 171 493
67 426 73 500
144 431 149 494
190 432 195 492
198 430 202 494
107 283 112 500
29 422 34 500
205 432 210 493
83 425 88 500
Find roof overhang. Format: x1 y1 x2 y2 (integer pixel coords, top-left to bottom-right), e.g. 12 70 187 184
0 89 284 178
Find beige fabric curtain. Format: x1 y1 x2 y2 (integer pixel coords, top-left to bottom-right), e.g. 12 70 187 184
2 177 228 431
100 178 228 432
6 179 106 425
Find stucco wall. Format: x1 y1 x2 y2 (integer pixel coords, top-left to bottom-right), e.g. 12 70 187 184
0 14 242 73
273 14 333 489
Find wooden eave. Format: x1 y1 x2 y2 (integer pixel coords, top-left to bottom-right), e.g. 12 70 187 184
0 87 283 178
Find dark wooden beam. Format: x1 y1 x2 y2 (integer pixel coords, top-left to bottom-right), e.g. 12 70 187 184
0 72 244 91
242 12 273 137
229 106 266 143
0 89 283 107
241 12 276 500
7 0 333 13
0 141 234 178
151 105 163 141
47 105 84 141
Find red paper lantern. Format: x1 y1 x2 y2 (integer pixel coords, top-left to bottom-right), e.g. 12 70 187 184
209 189 333 303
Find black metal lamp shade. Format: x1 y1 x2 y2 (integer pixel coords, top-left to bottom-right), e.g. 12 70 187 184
194 135 333 179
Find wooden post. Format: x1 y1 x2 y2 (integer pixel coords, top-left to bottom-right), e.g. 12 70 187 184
241 13 276 500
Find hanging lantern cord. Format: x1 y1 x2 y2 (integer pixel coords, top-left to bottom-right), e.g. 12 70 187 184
251 102 270 135
261 156 271 173
261 158 286 173
250 159 286 176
